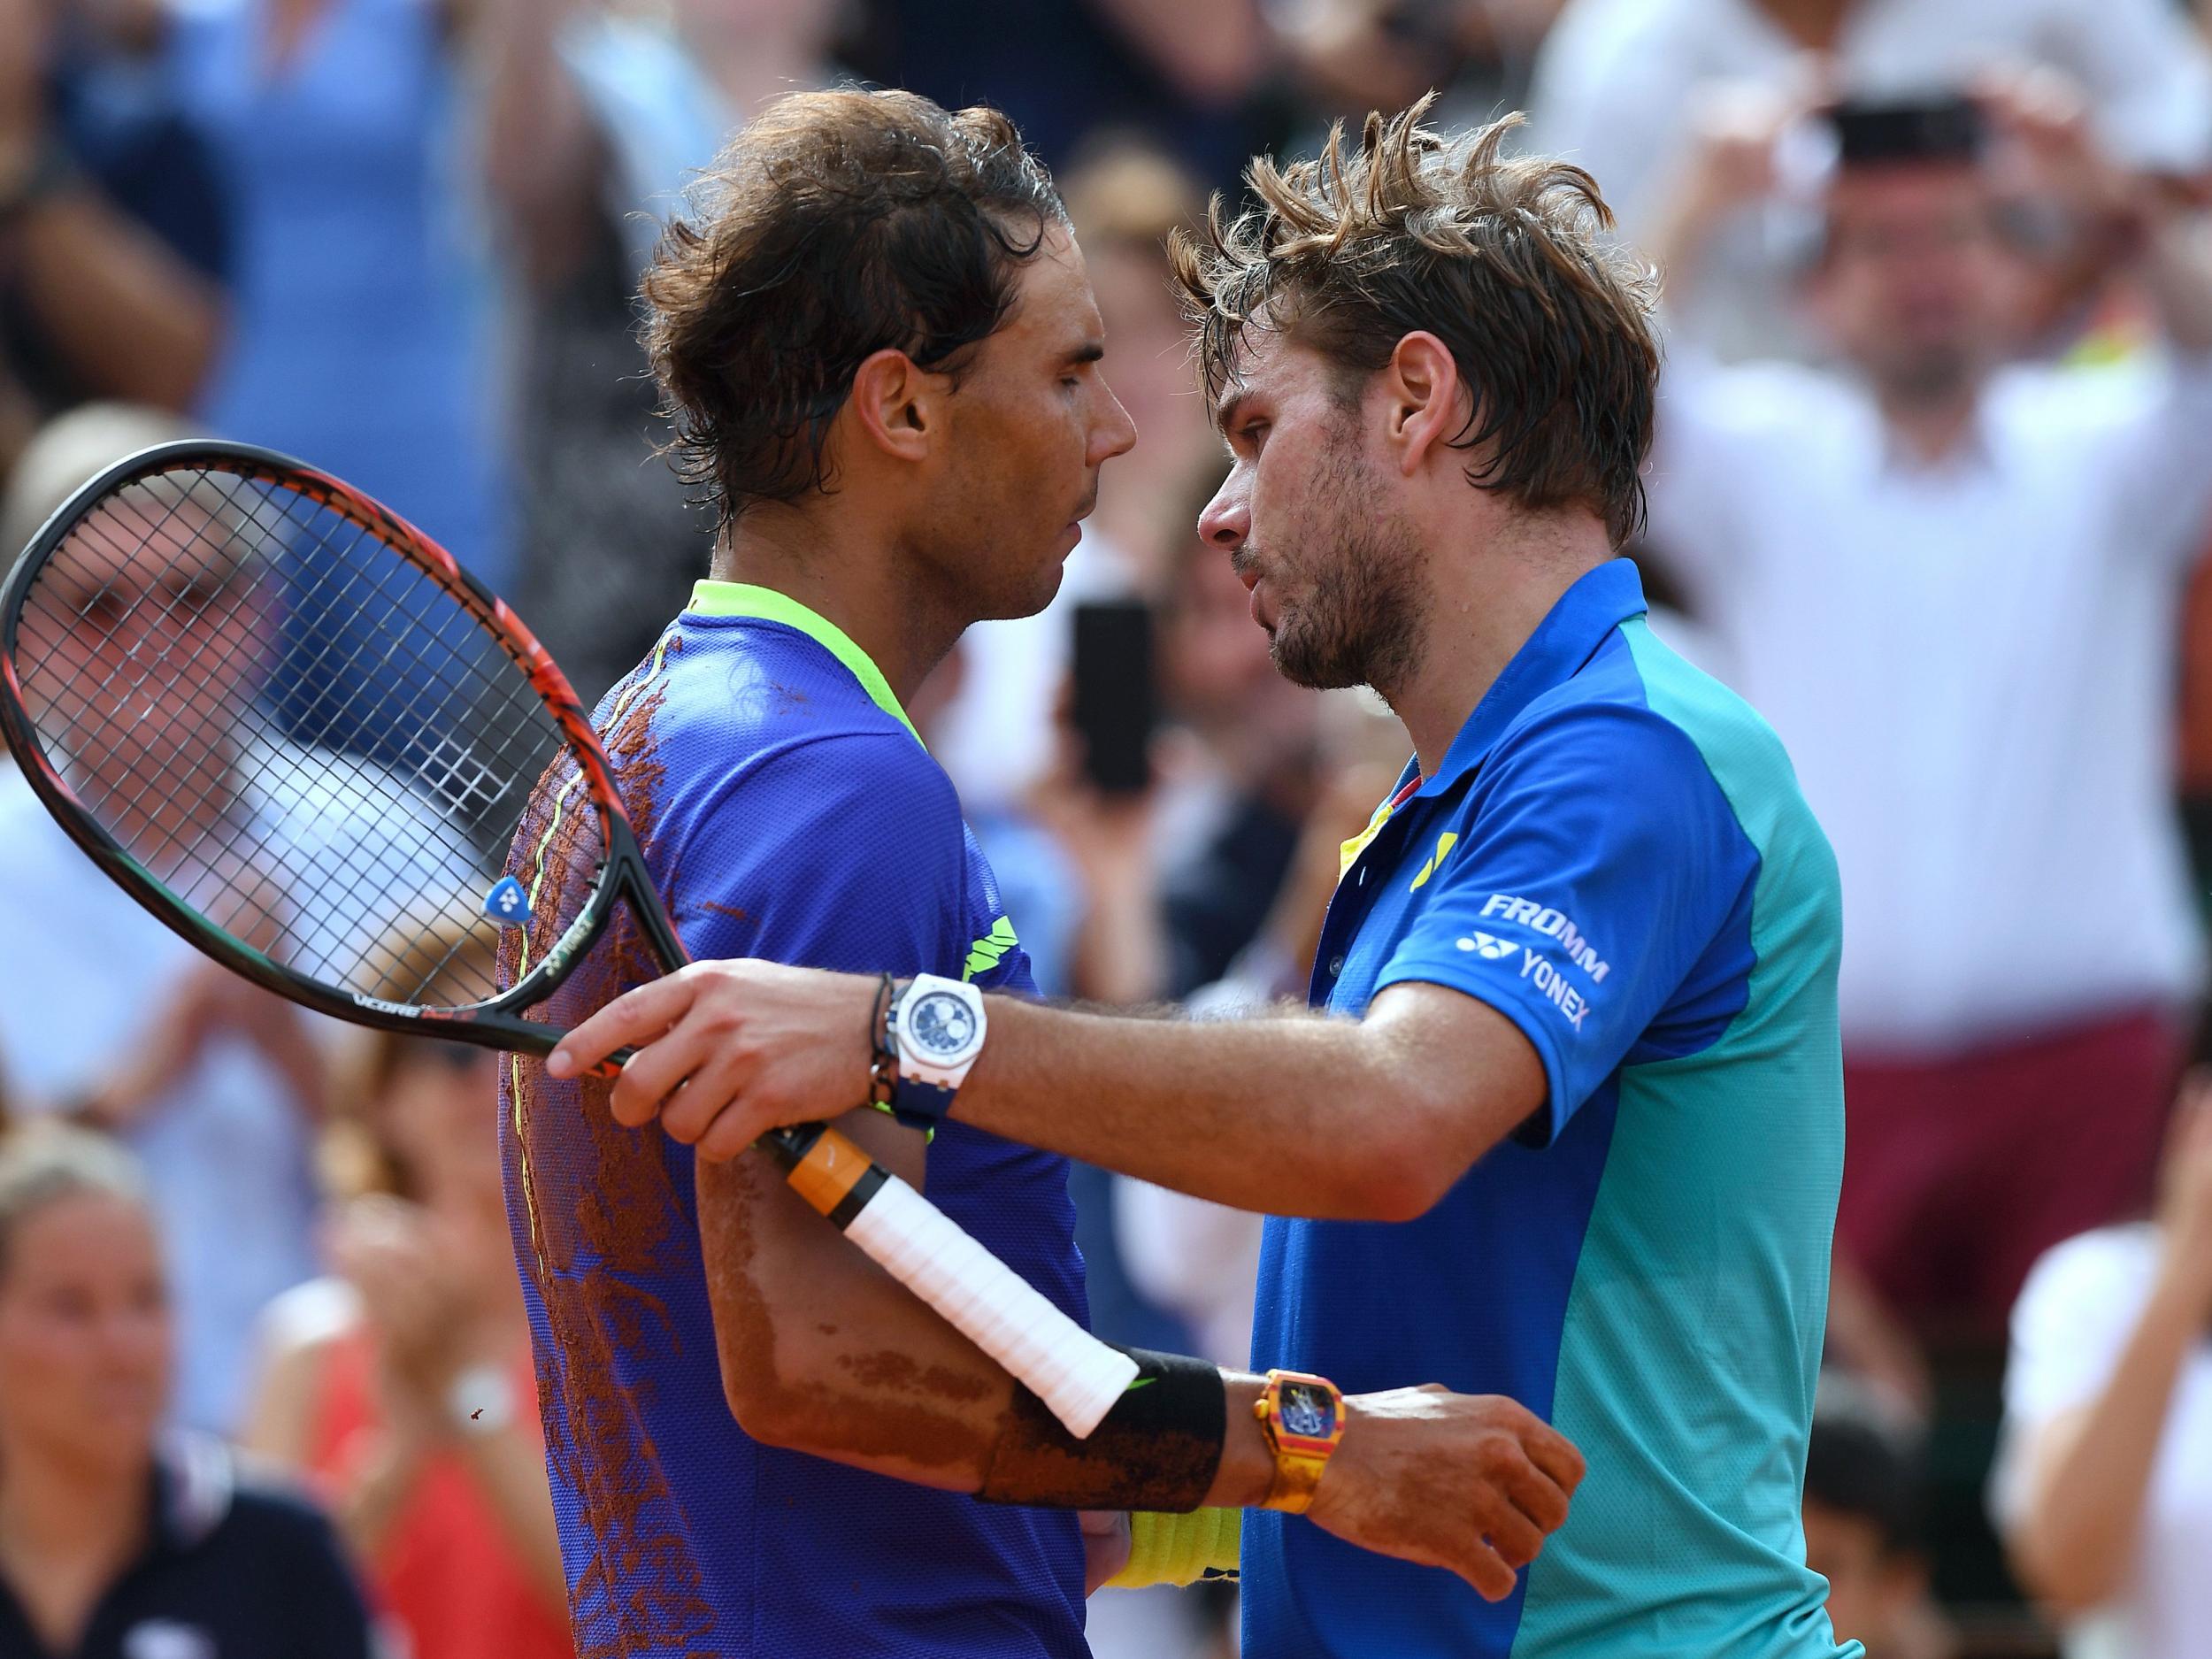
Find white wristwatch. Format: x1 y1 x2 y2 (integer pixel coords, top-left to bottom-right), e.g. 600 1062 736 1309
890 973 989 1109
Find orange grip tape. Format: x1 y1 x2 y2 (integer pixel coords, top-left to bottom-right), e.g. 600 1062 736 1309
786 1127 874 1217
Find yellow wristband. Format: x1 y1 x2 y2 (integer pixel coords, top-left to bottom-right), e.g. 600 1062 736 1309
1103 1507 1242 1589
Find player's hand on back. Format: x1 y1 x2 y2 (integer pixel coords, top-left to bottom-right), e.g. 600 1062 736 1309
1310 1385 1584 1602
549 959 877 1158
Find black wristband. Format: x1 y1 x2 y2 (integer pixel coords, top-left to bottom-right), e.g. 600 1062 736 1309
978 1346 1225 1512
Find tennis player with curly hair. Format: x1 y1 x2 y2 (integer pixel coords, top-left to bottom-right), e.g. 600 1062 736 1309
503 88 1586 1659
557 98 1858 1659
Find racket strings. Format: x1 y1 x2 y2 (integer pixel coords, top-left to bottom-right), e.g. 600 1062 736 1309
13 461 578 1011
40 487 502 916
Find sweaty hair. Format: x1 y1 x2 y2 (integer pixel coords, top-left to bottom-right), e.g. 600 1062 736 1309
642 88 1066 530
0 1125 148 1285
1170 101 1660 548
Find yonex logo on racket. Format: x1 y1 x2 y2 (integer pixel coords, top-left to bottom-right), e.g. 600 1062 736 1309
484 876 534 927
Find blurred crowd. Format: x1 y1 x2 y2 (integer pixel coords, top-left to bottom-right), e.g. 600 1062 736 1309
4 2 2212 1657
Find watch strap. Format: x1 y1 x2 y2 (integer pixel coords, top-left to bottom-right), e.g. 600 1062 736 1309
1254 1371 1344 1515
874 974 979 1130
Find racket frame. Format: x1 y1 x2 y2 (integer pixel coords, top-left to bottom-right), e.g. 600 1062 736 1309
0 439 636 1051
0 440 1141 1437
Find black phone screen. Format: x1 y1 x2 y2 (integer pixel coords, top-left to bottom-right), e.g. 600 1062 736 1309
1070 600 1157 795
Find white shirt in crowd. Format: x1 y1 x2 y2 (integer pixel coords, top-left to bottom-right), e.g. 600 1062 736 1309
1993 1224 2212 1659
1529 0 2212 359
0 770 322 1432
0 751 473 1431
1645 352 2212 1054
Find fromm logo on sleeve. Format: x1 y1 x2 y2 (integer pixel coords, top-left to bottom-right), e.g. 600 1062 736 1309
1479 895 1611 982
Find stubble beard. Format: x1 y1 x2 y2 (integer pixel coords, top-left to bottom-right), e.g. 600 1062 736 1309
1267 433 1428 699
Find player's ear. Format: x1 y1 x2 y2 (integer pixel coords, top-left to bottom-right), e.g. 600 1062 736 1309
1381 332 1469 477
849 349 945 465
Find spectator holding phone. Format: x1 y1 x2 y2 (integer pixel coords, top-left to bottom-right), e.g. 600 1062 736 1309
1641 78 2212 1341
1529 0 2212 358
1993 1075 2212 1658
0 1125 373 1659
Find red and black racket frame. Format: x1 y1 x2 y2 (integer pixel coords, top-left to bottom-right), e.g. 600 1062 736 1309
0 439 832 1176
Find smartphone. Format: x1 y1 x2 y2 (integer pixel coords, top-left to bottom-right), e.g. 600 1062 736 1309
1070 600 1157 795
1828 95 1984 168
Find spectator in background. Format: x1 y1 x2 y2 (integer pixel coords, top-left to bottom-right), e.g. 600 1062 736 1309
851 0 1270 185
0 403 326 1432
0 0 226 477
480 0 843 705
1641 82 2212 1340
0 1125 373 1659
934 138 1211 809
1804 1377 1954 1659
161 0 510 585
1036 462 1330 1010
1993 1075 2212 1659
1278 0 1570 139
246 982 565 1659
1529 0 2212 359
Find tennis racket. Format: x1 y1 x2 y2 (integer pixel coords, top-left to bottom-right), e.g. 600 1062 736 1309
0 440 1137 1438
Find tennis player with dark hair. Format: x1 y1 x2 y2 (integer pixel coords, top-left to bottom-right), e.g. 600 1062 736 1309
556 99 1856 1659
502 88 1585 1659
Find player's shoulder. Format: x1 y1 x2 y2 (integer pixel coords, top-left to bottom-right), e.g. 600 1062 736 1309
1493 623 1738 802
649 617 914 742
1490 618 1832 879
641 621 958 821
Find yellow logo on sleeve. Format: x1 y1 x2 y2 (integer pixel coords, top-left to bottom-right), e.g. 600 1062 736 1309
963 916 1019 981
1409 831 1460 891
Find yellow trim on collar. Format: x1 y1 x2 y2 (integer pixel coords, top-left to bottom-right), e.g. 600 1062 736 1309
687 580 920 743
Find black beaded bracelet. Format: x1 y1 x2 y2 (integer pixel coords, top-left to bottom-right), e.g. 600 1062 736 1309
866 972 900 1110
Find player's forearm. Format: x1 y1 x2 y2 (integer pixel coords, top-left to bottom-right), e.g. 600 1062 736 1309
700 1113 1260 1507
955 996 1470 1220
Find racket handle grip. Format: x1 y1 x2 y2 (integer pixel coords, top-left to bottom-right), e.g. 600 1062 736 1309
843 1172 1139 1437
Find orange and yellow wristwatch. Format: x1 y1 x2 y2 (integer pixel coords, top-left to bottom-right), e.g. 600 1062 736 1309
1253 1369 1346 1513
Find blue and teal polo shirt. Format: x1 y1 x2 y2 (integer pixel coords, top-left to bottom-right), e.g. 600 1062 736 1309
1244 560 1857 1659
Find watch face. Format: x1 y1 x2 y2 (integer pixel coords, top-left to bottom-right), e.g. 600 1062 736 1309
1279 1381 1338 1441
908 989 979 1059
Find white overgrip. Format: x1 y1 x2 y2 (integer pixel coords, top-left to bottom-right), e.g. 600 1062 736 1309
843 1172 1140 1438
